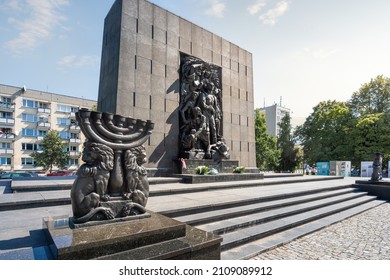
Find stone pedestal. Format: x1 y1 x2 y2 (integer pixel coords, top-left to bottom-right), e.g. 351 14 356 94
179 159 240 174
43 212 222 260
354 180 390 200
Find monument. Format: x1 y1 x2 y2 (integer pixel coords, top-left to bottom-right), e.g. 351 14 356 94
43 0 262 259
44 109 222 259
97 0 257 175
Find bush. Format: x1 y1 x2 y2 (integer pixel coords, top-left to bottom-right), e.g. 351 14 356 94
195 166 209 175
233 166 246 173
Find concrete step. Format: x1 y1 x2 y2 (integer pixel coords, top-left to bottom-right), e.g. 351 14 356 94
174 188 360 225
221 199 386 260
219 195 378 251
162 183 352 217
0 176 349 211
195 192 369 234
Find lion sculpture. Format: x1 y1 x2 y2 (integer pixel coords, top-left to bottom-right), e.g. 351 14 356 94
121 146 149 215
71 141 115 223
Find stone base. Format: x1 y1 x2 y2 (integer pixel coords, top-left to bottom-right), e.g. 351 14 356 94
179 173 264 184
178 159 240 174
354 180 390 200
43 211 222 260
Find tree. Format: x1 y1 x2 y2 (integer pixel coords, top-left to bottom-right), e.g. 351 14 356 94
31 130 70 173
276 114 300 172
294 100 355 164
351 113 390 163
349 75 390 117
254 109 280 171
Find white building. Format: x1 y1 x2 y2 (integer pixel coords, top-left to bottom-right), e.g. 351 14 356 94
259 104 291 137
0 84 96 172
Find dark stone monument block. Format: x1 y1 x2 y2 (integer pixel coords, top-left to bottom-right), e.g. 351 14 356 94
354 180 390 200
43 212 222 260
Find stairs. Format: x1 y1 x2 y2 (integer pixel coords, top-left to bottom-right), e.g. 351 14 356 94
0 175 387 260
163 185 386 260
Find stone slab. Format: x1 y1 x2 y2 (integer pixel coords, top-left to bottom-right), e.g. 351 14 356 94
178 159 240 174
43 211 222 260
44 212 186 259
180 173 264 184
354 180 390 200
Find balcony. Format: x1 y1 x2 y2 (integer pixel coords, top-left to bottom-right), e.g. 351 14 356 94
38 108 51 115
69 112 76 119
0 133 15 142
69 124 80 133
69 138 81 145
0 148 13 155
37 136 45 142
37 122 51 130
0 102 15 112
69 151 81 158
0 118 15 126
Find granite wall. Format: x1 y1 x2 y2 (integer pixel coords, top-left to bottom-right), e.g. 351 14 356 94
98 0 256 174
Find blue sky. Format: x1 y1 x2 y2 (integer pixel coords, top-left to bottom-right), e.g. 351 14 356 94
1 0 390 122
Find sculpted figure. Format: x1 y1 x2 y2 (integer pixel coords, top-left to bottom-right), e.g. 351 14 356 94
179 55 229 160
122 146 149 212
71 141 115 223
370 152 383 182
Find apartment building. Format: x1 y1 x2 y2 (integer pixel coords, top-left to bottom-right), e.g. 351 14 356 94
0 84 96 172
259 104 291 137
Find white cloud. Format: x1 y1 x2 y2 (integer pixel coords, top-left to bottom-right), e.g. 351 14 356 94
3 0 69 55
57 55 99 69
205 0 226 18
247 0 267 15
259 0 290 26
0 0 23 10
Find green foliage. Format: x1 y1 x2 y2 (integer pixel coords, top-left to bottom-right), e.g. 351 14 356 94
276 114 300 172
31 130 70 173
296 75 390 166
349 75 390 117
254 109 281 171
352 113 390 162
295 100 355 164
233 166 246 173
195 165 209 175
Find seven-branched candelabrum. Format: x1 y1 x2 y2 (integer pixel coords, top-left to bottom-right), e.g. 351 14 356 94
70 109 154 224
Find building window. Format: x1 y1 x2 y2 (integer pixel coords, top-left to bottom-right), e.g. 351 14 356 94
69 146 78 151
57 104 72 112
1 143 11 149
69 159 79 165
0 112 13 119
22 99 38 108
1 97 12 103
59 131 70 139
38 130 48 137
21 157 34 165
57 118 70 126
22 113 38 122
22 143 40 151
22 128 37 137
70 133 79 139
38 102 50 109
0 157 11 165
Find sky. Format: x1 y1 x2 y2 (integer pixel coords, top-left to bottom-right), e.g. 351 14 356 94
1 0 390 124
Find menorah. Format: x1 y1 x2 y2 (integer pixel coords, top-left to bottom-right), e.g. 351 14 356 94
70 109 154 224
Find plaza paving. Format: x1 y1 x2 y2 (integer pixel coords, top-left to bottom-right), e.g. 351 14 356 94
252 202 390 260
